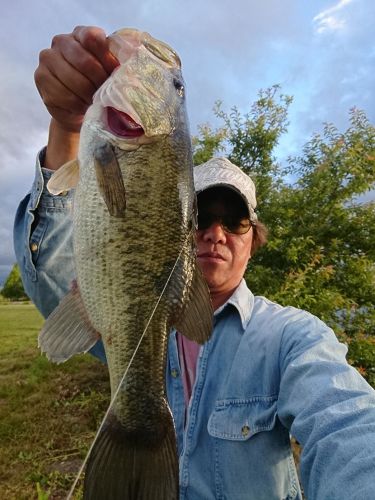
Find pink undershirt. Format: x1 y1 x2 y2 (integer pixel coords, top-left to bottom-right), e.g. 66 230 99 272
176 332 201 409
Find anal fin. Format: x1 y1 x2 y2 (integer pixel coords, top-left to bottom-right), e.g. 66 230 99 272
39 284 100 363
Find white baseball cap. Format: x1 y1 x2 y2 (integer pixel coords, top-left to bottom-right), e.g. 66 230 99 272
194 157 258 222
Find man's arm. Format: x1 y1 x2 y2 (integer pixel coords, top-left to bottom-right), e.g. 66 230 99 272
14 150 75 318
277 314 375 499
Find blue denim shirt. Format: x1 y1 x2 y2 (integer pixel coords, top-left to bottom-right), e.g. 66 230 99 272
14 153 375 499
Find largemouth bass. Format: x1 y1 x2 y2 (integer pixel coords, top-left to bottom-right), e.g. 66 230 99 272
39 28 213 499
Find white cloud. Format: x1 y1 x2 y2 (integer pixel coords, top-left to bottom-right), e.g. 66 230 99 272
313 0 354 34
314 15 346 34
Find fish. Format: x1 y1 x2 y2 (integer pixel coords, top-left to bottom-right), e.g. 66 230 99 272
39 28 213 499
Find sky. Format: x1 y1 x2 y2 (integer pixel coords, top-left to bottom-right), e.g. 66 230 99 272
0 0 374 286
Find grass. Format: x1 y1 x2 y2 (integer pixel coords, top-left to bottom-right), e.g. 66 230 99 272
0 303 110 499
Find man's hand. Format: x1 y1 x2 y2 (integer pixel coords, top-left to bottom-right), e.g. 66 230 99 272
35 26 119 169
35 26 119 133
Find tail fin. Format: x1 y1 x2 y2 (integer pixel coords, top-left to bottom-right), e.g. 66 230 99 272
83 411 178 499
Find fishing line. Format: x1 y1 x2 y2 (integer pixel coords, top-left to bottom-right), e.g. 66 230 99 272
66 230 191 499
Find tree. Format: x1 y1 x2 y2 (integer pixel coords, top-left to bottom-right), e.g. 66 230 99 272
1 264 28 300
257 109 375 331
192 89 375 386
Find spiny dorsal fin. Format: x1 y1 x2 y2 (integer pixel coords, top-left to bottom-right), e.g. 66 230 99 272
39 283 100 363
47 159 80 195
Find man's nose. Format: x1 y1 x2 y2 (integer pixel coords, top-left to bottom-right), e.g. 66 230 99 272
202 221 227 244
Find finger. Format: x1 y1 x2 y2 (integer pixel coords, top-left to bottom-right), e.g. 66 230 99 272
72 26 119 75
51 34 110 90
38 46 99 105
35 62 89 114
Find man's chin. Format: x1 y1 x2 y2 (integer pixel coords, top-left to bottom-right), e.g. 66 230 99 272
200 271 226 291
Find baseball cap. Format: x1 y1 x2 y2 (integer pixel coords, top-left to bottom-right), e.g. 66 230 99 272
194 157 258 222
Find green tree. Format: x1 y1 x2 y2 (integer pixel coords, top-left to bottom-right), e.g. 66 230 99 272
193 85 293 208
259 109 375 330
1 264 28 300
192 124 227 166
193 89 375 386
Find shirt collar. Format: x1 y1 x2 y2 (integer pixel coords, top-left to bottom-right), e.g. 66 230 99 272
214 279 254 331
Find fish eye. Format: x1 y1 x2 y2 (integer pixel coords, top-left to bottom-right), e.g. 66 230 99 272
173 78 185 97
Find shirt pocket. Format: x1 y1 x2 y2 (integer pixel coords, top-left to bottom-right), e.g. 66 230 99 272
207 397 300 499
207 396 277 441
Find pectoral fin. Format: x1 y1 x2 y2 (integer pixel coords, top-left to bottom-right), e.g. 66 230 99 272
173 263 213 344
47 159 80 195
94 143 126 217
39 283 100 363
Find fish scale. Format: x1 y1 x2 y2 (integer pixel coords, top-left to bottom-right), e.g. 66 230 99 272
74 145 185 406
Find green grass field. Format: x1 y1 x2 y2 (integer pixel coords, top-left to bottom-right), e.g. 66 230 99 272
0 303 110 499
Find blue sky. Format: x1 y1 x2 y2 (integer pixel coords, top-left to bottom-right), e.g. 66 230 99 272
0 0 374 285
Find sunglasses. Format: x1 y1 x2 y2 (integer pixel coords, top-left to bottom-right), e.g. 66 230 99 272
197 211 253 235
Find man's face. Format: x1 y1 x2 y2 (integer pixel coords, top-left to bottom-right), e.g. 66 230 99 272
196 188 253 302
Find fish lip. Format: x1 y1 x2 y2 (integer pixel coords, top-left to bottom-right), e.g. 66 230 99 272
106 106 145 138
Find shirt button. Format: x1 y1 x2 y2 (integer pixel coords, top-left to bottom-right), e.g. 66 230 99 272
171 369 179 378
241 425 250 437
30 243 38 252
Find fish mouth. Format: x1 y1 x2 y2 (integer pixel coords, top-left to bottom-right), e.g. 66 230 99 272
106 106 144 138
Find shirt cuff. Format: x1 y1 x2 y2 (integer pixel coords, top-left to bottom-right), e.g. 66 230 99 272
29 147 74 211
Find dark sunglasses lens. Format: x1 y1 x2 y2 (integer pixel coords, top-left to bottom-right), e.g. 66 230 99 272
197 212 215 230
198 212 251 234
222 216 251 234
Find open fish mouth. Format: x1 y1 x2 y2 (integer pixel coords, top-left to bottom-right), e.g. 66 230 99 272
106 106 145 138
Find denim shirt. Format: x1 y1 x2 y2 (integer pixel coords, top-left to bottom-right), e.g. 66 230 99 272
14 153 375 499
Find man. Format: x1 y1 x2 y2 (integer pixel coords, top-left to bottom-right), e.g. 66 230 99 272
14 26 375 499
